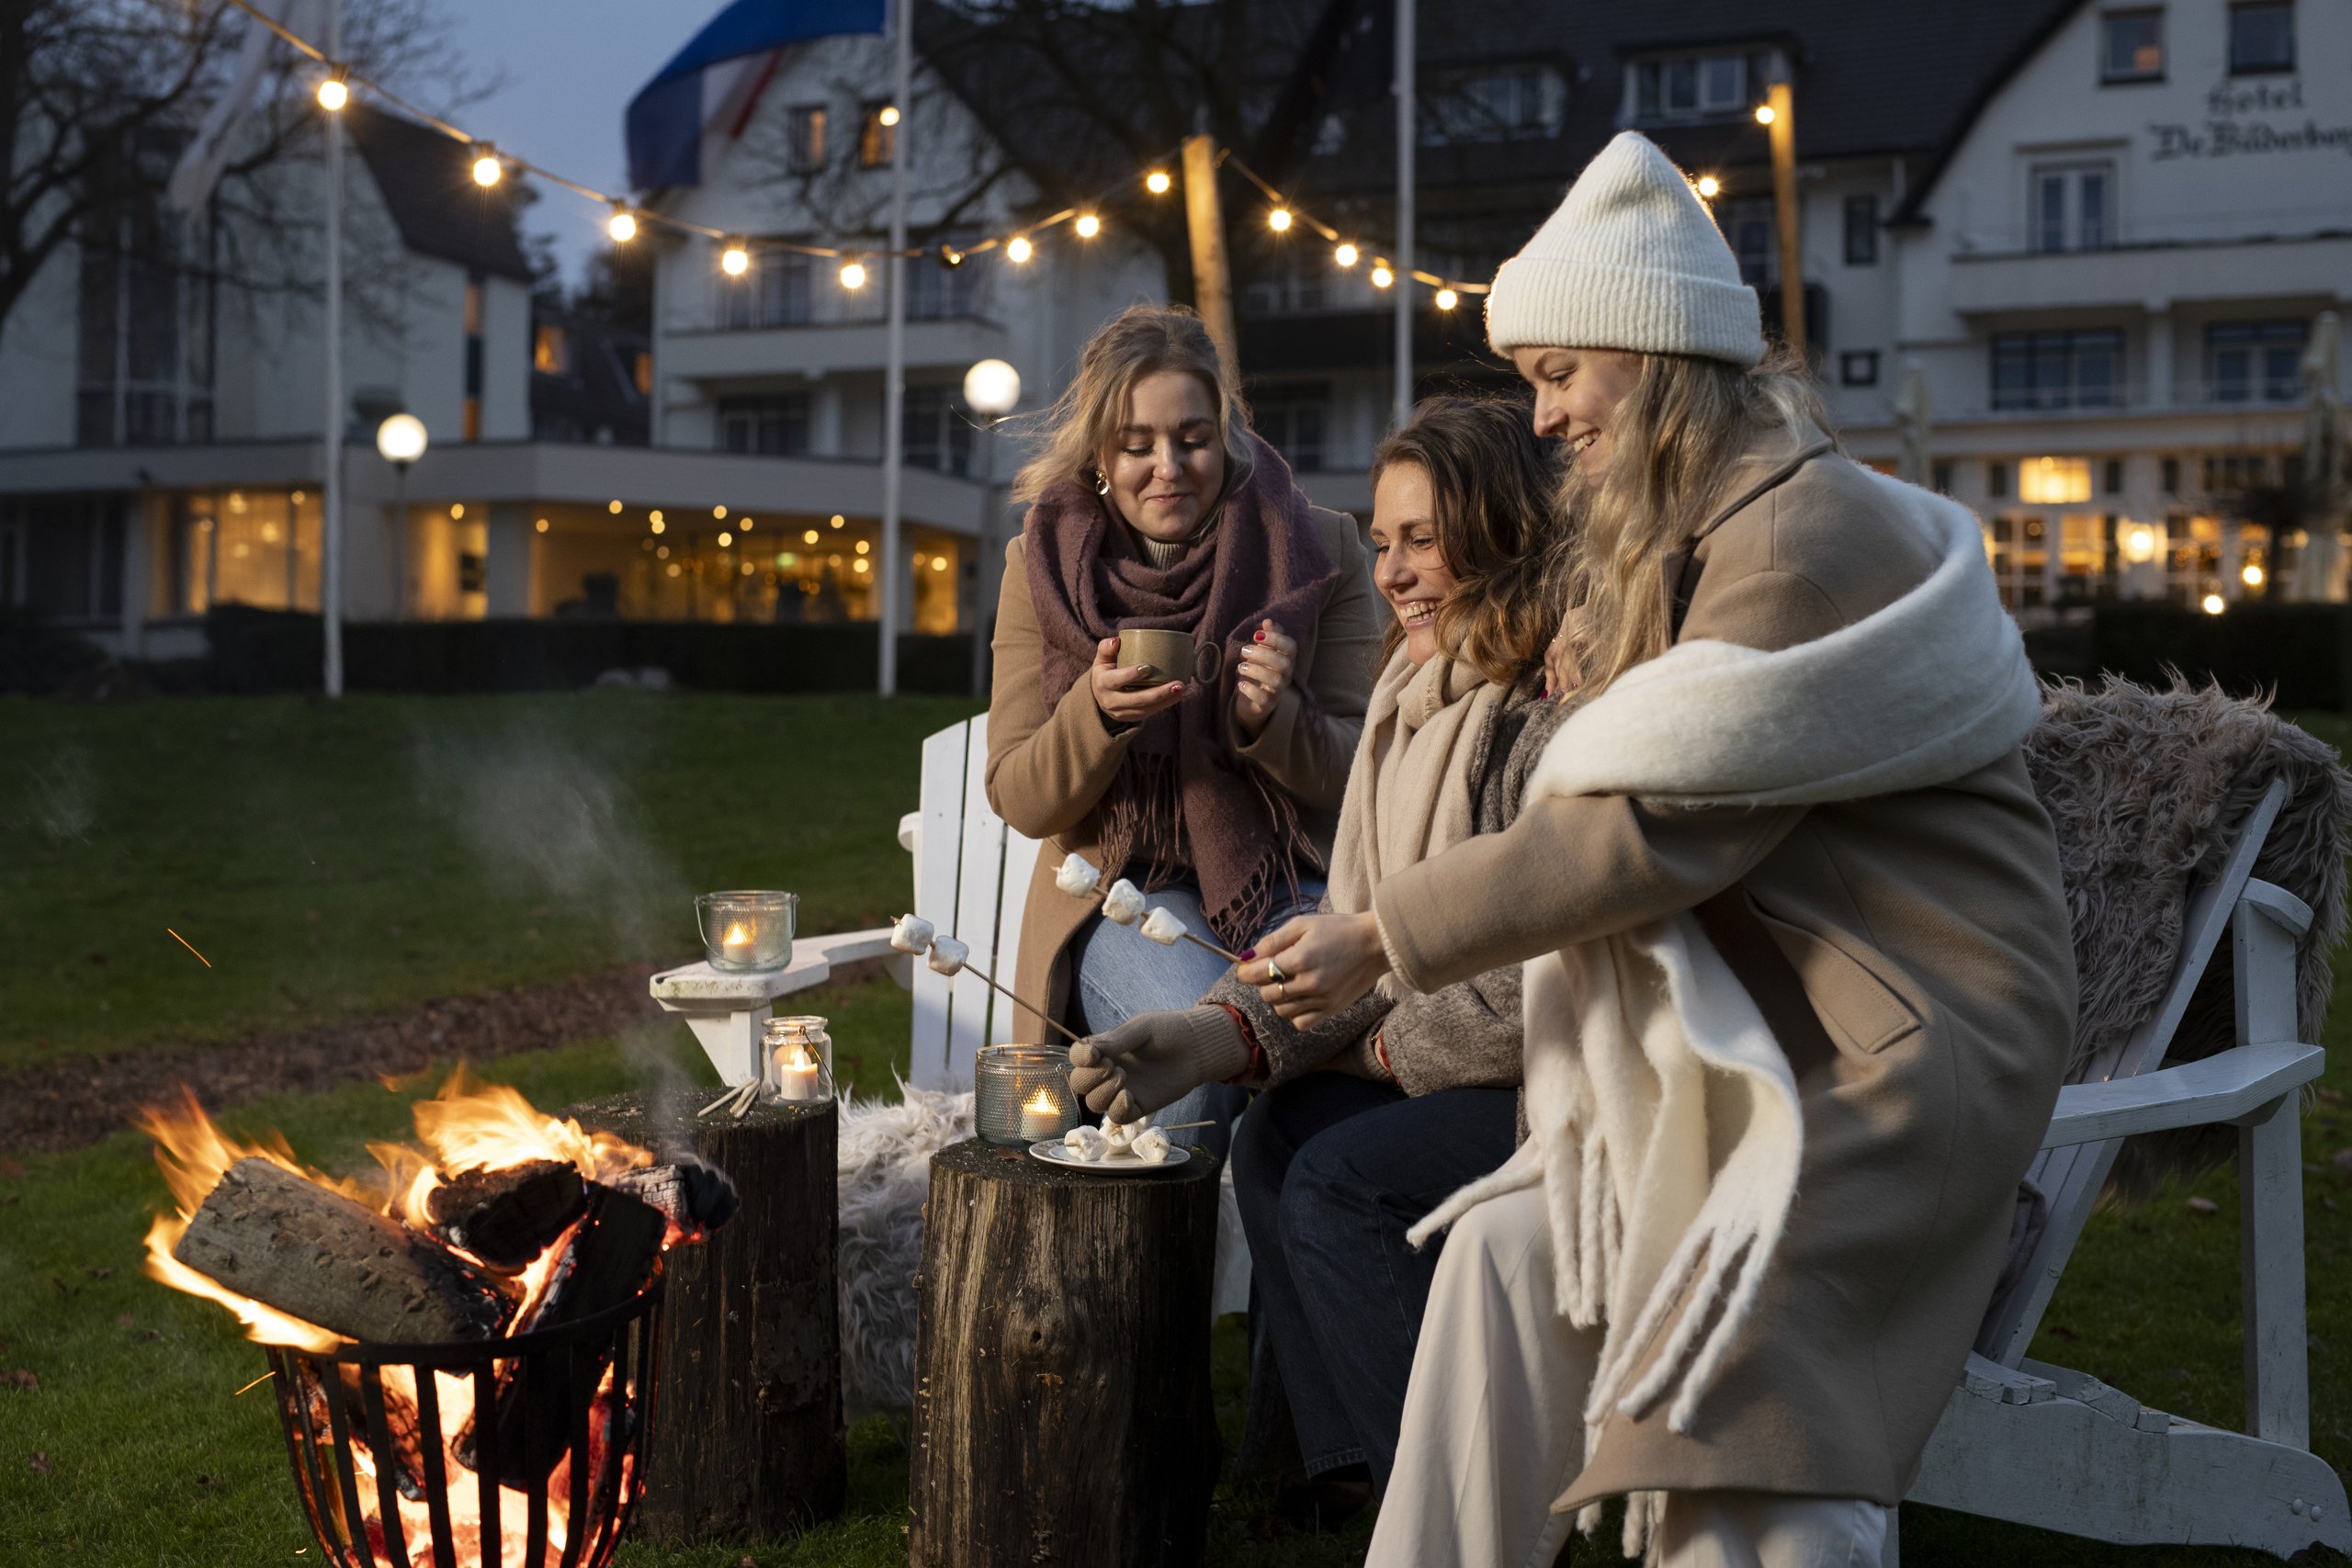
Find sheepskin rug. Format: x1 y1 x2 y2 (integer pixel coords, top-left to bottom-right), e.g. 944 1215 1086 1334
837 1081 971 1423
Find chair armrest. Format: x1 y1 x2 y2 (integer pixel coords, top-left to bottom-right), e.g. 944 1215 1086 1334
650 925 899 1009
2041 1042 2324 1149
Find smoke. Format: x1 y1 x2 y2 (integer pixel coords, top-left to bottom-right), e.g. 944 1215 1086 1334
21 745 96 843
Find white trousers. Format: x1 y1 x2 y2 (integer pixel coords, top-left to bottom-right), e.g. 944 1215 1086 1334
1366 1182 1889 1568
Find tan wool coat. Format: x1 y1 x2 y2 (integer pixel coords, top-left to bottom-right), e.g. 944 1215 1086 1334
1372 426 2079 1507
988 505 1384 1024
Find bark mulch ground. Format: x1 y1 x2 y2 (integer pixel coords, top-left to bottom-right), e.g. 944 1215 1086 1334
0 959 885 1156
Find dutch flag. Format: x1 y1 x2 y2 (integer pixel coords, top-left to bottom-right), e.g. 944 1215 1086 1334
626 0 889 192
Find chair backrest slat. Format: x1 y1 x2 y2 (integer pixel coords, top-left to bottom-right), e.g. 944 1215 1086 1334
946 716 1011 1089
992 833 1046 1046
1978 777 2290 1366
909 722 976 1089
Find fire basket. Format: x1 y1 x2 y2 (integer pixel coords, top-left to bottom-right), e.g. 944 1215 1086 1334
264 1277 663 1568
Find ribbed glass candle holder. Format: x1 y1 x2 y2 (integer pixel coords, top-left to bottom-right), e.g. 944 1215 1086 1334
695 891 797 972
973 1044 1077 1146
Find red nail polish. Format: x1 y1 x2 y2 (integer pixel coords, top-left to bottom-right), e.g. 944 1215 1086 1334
1254 630 1266 642
1240 949 1256 961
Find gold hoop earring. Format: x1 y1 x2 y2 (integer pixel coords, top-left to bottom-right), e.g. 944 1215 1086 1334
1093 470 1111 497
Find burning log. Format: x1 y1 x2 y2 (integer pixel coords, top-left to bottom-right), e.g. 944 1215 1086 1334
174 1158 511 1345
424 1158 588 1270
605 1156 741 1238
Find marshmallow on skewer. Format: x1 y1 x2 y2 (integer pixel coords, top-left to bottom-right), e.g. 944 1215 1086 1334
1131 1128 1173 1164
1102 1116 1150 1151
1102 878 1148 926
1139 907 1187 946
926 936 970 976
1063 1125 1111 1162
890 914 936 954
1055 852 1102 898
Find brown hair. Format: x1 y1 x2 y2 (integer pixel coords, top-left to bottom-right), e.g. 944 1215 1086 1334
1560 348 1832 697
1370 396 1565 684
1011 303 1256 507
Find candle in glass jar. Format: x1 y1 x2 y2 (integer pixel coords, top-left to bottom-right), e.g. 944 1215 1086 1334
722 920 757 965
1020 1087 1065 1142
773 1044 822 1101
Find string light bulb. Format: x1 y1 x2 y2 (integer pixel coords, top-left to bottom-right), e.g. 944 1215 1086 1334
607 206 638 243
1268 207 1294 232
470 146 503 186
2244 562 2266 587
1693 175 1720 199
1145 169 1172 195
720 241 750 276
316 69 349 112
1754 103 1777 126
1074 213 1101 238
1435 288 1460 310
2200 592 2226 615
1006 235 1034 264
877 105 900 127
714 505 729 519
840 260 868 289
940 243 965 267
1371 263 1395 288
1334 242 1359 267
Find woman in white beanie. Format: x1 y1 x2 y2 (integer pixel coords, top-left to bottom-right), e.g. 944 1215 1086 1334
1236 131 2077 1566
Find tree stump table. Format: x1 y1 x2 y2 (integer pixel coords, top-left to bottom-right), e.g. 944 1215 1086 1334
571 1089 844 1545
909 1137 1222 1568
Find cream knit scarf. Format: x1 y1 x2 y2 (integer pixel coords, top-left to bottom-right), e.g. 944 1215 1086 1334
1407 468 2042 1553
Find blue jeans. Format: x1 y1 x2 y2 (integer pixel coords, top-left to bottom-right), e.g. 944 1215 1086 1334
1230 1074 1519 1485
1068 875 1324 1156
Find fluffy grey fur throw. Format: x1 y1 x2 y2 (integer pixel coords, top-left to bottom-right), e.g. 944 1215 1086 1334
837 1082 971 1422
2025 676 2352 1198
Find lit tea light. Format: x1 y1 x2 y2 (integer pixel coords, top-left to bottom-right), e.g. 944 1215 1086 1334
773 1044 823 1101
723 922 756 964
695 891 797 973
1021 1088 1067 1143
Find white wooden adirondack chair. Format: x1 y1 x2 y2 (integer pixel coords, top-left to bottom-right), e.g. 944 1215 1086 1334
1905 778 2348 1560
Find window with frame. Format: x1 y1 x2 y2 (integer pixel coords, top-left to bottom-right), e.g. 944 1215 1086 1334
1991 329 2124 411
722 251 814 329
1424 66 1563 145
1843 194 1879 265
2101 10 2165 82
1839 351 1880 387
75 171 216 448
1241 252 1328 316
2206 319 2307 403
1252 385 1330 472
786 105 828 172
2229 1 2294 73
717 392 811 456
909 233 979 321
2029 162 2114 252
1722 197 1776 288
859 103 896 168
1629 51 1767 123
532 322 568 375
903 385 973 475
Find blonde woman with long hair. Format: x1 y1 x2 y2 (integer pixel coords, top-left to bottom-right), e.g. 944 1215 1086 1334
986 303 1382 1151
1239 134 2076 1565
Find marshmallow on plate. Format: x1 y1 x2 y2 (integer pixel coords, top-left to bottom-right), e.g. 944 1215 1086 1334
1062 1125 1111 1162
926 936 970 976
889 914 935 954
1139 907 1187 946
1055 852 1102 898
1102 878 1148 926
1130 1128 1173 1164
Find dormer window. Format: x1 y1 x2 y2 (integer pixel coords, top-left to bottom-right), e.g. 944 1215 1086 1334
1625 51 1770 124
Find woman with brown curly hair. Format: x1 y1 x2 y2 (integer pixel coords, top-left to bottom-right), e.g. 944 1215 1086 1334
1066 396 1568 1511
984 303 1383 1149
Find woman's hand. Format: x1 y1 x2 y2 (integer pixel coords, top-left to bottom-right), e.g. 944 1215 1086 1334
1231 619 1296 741
1242 911 1389 1029
1088 637 1188 728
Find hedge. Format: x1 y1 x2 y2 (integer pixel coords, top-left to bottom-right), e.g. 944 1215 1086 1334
2086 603 2352 710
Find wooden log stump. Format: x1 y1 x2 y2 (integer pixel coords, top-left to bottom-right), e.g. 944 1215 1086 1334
910 1137 1221 1568
571 1089 844 1544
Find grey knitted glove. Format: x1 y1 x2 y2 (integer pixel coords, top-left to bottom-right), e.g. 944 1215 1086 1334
1068 1007 1250 1123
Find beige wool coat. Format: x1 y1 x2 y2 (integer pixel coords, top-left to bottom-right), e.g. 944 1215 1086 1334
987 506 1384 1024
1371 425 2079 1507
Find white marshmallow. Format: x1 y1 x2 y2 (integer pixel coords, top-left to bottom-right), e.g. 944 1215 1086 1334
890 914 935 954
1131 1128 1173 1164
1102 879 1147 926
1139 907 1187 946
1055 852 1102 898
926 936 969 976
1101 1120 1137 1150
1062 1125 1110 1161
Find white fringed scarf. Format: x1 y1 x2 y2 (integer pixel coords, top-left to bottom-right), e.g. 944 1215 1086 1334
1406 468 2042 1555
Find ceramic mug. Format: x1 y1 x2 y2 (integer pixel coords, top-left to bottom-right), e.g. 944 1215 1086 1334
1117 626 1224 686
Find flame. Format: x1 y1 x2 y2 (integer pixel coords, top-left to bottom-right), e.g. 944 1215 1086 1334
722 920 752 946
393 1067 650 1230
1024 1088 1058 1115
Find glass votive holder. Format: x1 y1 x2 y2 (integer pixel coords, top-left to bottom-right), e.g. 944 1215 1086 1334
974 1044 1078 1146
761 1015 834 1104
696 890 797 973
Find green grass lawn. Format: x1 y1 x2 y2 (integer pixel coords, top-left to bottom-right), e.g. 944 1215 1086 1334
1 694 2347 1565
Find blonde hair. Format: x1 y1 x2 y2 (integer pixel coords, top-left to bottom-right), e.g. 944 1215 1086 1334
1011 304 1255 507
1562 349 1831 697
1371 397 1565 684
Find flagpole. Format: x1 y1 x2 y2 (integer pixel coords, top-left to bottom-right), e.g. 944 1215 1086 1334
322 0 345 698
1393 0 1415 430
878 0 911 697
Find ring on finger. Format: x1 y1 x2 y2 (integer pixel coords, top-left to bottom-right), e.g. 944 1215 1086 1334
1275 980 1288 1001
1267 957 1287 983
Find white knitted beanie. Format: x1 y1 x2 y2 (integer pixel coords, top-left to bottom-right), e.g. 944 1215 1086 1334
1486 130 1764 367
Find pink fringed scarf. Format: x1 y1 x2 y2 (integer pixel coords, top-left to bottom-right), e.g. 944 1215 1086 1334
1023 434 1338 947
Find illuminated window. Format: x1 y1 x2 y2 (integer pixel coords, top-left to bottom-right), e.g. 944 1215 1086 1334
787 105 828 171
2018 457 2093 504
2101 10 2165 82
859 103 896 168
633 351 652 397
532 322 568 375
463 397 481 443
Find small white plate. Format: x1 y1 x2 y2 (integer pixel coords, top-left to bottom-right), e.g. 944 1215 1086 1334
1028 1140 1192 1174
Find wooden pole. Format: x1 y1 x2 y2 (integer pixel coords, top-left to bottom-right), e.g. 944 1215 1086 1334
1393 0 1416 427
1765 80 1804 360
1180 134 1238 377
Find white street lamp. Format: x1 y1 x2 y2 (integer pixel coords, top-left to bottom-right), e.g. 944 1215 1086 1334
963 358 1021 418
963 359 1023 696
376 413 428 620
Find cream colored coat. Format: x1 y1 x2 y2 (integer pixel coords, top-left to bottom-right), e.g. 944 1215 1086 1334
1372 427 2078 1506
987 506 1384 1021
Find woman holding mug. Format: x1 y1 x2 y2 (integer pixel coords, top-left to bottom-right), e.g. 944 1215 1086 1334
1241 133 2075 1565
986 303 1383 1148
